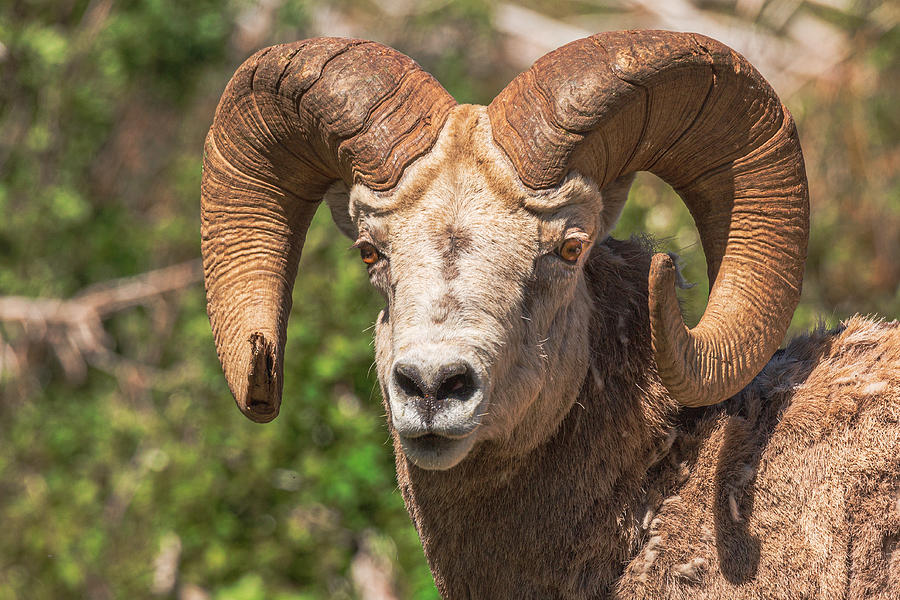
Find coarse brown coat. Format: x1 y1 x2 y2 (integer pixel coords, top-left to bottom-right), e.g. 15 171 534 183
397 229 900 598
616 314 900 600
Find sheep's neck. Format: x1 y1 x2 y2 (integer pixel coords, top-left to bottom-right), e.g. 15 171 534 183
396 239 677 598
396 380 673 598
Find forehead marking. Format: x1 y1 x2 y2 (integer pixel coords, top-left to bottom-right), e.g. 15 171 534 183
440 222 472 282
432 293 462 325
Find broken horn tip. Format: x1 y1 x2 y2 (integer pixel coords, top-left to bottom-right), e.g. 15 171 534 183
651 252 674 268
241 401 281 423
240 330 281 423
649 252 676 290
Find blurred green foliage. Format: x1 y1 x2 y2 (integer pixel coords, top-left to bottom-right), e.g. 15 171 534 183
0 1 897 598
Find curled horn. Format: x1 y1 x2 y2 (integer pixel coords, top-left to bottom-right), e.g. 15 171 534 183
488 30 809 406
202 38 455 422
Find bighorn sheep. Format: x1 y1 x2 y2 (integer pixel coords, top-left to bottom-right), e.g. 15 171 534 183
201 31 900 598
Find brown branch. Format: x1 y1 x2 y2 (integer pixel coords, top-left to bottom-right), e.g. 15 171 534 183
74 259 203 316
0 260 202 323
0 259 203 386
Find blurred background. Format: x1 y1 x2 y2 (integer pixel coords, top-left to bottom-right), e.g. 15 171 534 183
0 0 897 598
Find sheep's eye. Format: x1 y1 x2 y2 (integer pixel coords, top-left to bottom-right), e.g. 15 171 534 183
358 242 380 265
557 238 585 263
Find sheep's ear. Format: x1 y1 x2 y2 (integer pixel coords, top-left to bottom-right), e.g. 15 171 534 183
324 181 357 240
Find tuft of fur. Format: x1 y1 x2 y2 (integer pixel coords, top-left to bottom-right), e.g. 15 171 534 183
673 557 707 582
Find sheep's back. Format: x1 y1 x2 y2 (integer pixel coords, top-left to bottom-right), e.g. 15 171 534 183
617 316 900 599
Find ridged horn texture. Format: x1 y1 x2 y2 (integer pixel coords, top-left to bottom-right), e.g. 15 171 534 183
201 38 455 422
488 30 809 406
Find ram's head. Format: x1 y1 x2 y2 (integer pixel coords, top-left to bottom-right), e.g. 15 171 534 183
202 31 808 470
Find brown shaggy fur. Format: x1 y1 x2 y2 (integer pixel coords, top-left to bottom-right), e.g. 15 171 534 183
395 234 899 598
617 313 900 599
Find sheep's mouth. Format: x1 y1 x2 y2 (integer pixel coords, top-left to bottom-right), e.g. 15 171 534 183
398 431 478 471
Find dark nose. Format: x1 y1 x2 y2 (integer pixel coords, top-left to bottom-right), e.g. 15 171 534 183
392 359 478 423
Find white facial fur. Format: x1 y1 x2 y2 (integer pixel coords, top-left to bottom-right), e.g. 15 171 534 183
327 105 624 469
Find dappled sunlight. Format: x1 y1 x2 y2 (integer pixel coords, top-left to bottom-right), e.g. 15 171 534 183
0 1 897 598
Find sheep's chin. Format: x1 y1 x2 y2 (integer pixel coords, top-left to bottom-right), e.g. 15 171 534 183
399 433 478 471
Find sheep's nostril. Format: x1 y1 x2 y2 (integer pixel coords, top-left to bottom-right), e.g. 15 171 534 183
394 365 425 399
436 371 475 401
392 360 477 403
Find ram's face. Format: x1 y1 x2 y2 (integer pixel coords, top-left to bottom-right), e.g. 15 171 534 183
203 34 808 464
339 107 618 470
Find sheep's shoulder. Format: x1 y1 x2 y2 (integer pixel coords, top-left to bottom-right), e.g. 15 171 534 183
616 316 900 599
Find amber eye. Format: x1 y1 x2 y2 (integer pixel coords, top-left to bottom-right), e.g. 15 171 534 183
558 238 585 263
357 242 380 265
